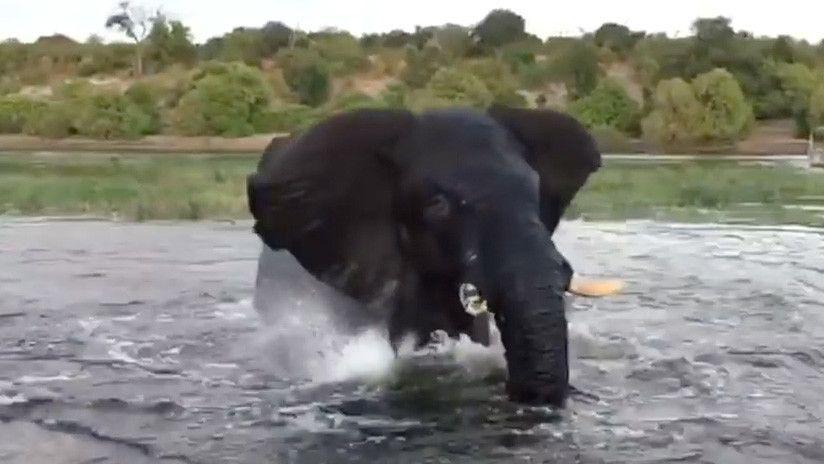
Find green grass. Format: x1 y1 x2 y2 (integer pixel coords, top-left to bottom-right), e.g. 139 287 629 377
2 153 824 226
568 159 824 227
0 152 257 221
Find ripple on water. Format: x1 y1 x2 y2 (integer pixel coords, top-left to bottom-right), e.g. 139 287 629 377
0 219 823 463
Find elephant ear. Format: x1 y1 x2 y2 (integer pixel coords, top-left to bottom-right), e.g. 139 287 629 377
488 105 602 235
250 109 417 308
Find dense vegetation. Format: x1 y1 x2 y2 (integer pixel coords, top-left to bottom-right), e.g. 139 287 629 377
1 6 824 150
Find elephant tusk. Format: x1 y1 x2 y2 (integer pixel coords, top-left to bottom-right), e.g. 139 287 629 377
568 275 624 297
459 283 489 316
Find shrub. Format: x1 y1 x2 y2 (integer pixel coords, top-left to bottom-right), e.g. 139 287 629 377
691 68 753 143
380 83 409 108
0 77 22 96
74 92 154 139
809 84 824 131
252 104 323 133
460 59 526 107
53 79 95 101
276 49 331 107
23 102 74 138
172 62 274 136
589 125 635 153
125 81 163 134
641 78 702 148
326 91 388 112
0 96 45 133
310 33 369 76
424 67 493 109
568 78 640 134
550 41 601 99
401 45 447 88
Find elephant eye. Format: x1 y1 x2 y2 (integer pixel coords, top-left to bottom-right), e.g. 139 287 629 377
423 193 452 222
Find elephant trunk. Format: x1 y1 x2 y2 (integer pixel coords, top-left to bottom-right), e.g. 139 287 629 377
484 220 572 407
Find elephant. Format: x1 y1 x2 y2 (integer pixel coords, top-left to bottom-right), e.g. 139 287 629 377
246 105 610 407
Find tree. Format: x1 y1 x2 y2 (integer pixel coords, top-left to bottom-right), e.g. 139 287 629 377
552 41 600 99
471 9 526 49
769 35 795 63
432 24 472 59
808 85 824 133
401 44 448 88
594 23 644 56
105 1 157 75
569 78 640 134
691 68 753 142
172 62 274 136
260 21 293 55
276 48 330 106
642 78 702 148
145 16 196 70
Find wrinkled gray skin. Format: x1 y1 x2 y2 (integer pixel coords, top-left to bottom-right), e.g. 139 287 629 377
247 106 601 407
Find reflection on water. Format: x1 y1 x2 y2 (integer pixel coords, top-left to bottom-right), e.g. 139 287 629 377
1 218 823 463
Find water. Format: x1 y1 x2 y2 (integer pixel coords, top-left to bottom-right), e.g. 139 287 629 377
1 218 823 463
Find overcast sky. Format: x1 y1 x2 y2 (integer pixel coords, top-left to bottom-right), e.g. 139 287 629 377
2 0 823 44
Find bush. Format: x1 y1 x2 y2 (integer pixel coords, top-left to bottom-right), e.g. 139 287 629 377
691 68 753 142
380 83 409 108
0 77 22 96
424 67 493 108
642 78 702 149
125 81 163 134
401 45 447 88
173 62 274 136
550 41 601 99
74 92 154 139
568 78 640 134
23 102 74 138
252 104 322 133
326 91 388 112
460 58 526 107
277 49 331 107
0 96 45 133
809 84 824 131
589 125 635 153
310 33 369 76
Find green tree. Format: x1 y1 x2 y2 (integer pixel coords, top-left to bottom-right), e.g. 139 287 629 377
260 21 294 55
276 48 330 106
401 45 448 88
105 1 158 75
691 68 753 142
310 31 368 76
460 58 525 106
594 23 644 56
145 16 197 70
552 41 600 99
471 9 526 49
74 92 153 139
642 78 702 147
808 84 824 132
420 67 493 109
172 62 273 136
769 35 796 63
432 24 472 59
569 78 640 134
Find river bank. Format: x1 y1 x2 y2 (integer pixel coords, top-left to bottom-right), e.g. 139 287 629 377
0 121 810 156
2 152 823 224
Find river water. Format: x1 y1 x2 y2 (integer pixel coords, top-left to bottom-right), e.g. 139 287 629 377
0 218 822 463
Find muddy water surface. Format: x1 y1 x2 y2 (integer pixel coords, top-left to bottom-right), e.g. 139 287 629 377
1 218 822 463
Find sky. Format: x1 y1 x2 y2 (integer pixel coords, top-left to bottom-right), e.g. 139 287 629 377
2 0 824 44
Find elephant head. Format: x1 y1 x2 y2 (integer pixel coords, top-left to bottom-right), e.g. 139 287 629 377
247 105 602 407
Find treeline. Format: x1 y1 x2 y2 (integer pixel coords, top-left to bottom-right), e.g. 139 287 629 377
1 8 824 150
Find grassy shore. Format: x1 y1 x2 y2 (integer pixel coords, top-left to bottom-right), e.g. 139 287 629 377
2 152 824 226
